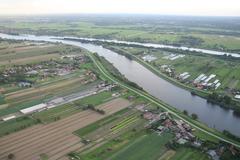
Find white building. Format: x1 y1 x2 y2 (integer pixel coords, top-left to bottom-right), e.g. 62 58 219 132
20 103 47 114
235 95 240 99
2 115 16 121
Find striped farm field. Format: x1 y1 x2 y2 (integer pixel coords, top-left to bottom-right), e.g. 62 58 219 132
111 115 139 133
0 98 131 160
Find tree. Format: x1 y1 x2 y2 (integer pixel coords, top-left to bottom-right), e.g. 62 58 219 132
87 104 95 110
191 113 198 120
8 153 15 160
183 110 188 116
223 95 231 104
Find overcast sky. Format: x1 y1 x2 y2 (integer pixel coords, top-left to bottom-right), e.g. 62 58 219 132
0 0 240 16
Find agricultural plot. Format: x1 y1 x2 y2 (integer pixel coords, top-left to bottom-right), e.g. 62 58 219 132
159 150 176 160
110 114 140 134
0 116 38 137
80 132 173 160
79 129 146 160
33 103 81 123
0 43 68 66
110 133 173 160
74 107 130 137
0 98 131 160
0 76 92 117
0 54 59 65
81 110 144 146
74 91 114 107
169 148 210 160
33 89 121 124
5 76 85 100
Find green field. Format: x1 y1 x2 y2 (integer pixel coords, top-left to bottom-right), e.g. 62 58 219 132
33 103 81 123
0 98 44 117
110 115 139 134
170 148 210 160
74 91 114 107
74 108 130 137
110 133 173 160
78 130 148 160
0 116 38 137
0 42 74 66
1 16 240 51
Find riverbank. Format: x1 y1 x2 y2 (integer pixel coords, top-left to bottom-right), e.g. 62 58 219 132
100 45 240 114
88 52 240 148
105 45 210 98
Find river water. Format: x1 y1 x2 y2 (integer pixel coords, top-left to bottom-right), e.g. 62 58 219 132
66 37 240 58
0 33 240 136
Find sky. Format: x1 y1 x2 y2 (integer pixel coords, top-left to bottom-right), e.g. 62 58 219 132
0 0 240 16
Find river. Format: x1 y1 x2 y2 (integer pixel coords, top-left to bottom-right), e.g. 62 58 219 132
0 33 240 136
63 37 240 58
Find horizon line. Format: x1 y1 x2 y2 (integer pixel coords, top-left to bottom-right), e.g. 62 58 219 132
0 13 240 18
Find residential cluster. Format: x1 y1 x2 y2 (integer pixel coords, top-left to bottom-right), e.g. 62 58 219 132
0 55 87 88
135 104 240 160
160 65 221 90
193 74 220 90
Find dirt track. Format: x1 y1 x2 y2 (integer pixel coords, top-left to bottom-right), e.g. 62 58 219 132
0 98 130 160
